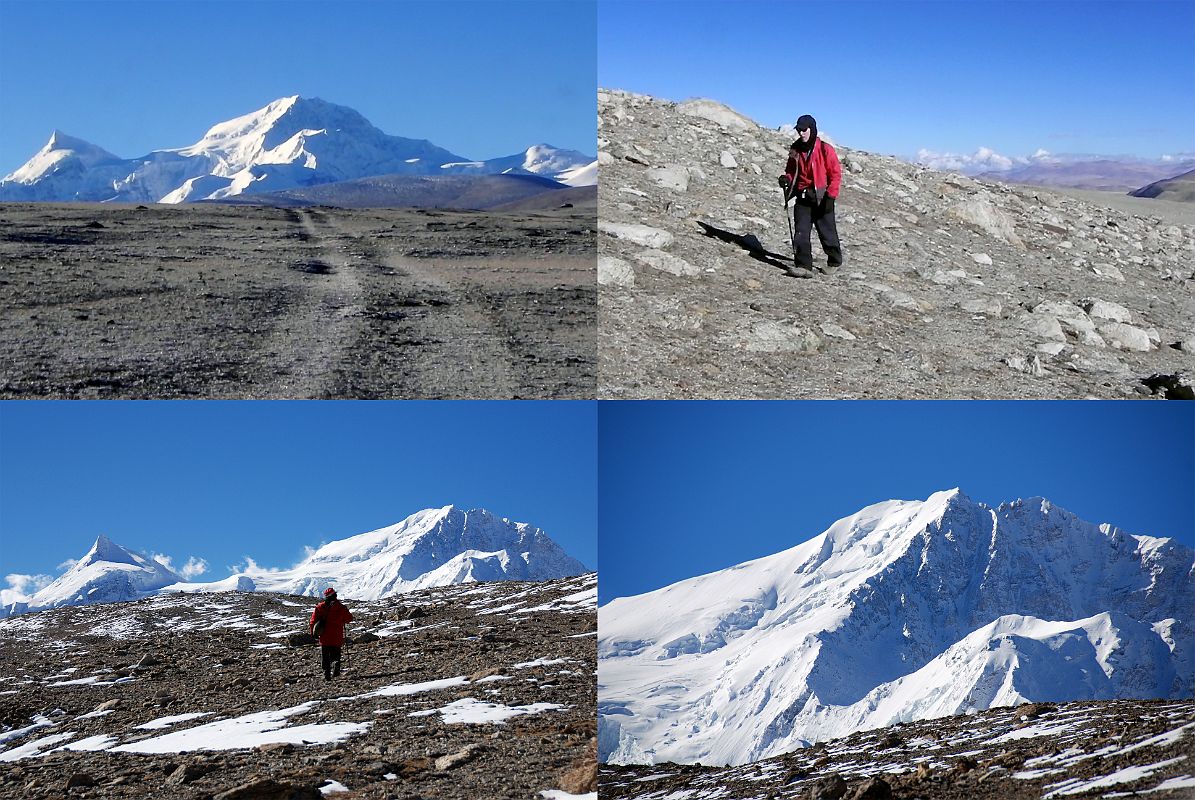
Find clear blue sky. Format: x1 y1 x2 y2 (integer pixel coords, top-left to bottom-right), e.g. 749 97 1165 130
598 401 1195 604
0 401 597 587
598 0 1195 162
0 0 596 177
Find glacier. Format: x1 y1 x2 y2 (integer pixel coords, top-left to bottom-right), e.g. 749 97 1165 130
597 489 1194 766
0 96 596 203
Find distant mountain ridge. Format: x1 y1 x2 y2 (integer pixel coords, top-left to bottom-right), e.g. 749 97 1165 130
0 96 596 203
2 505 589 617
598 489 1194 767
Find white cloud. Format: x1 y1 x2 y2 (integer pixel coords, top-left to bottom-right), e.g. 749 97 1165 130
56 558 79 572
915 146 1019 174
2 573 54 605
151 553 208 579
227 556 283 576
178 557 208 579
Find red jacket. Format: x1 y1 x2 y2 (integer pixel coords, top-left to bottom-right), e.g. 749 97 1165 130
310 600 353 647
783 139 842 199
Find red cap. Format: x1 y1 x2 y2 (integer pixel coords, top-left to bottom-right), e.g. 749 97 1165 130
324 588 336 597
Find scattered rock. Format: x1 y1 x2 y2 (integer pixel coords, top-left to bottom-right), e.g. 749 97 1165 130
630 250 700 277
435 743 483 771
646 165 691 192
1099 322 1154 352
810 774 848 800
1081 298 1132 323
212 778 322 800
598 256 636 288
819 322 857 341
66 773 97 789
745 322 822 354
599 221 675 249
848 777 892 800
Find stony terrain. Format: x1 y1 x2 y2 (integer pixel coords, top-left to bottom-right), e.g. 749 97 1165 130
600 699 1195 799
597 89 1195 398
0 574 597 799
0 202 595 399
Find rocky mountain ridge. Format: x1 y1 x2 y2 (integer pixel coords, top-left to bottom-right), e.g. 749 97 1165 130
598 489 1193 767
597 89 1195 399
0 574 597 799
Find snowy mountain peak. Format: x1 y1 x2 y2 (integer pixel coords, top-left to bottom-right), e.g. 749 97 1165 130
82 534 147 567
599 490 1194 767
0 97 591 202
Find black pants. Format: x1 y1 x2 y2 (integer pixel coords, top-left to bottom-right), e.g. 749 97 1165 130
321 645 342 678
793 194 842 268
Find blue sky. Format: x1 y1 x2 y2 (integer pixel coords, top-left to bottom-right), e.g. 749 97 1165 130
0 401 597 597
598 401 1195 604
598 0 1195 163
0 0 596 177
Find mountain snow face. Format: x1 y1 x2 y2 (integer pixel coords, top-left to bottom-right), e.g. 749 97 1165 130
597 489 1195 767
2 506 588 617
0 96 595 202
226 505 589 599
2 535 183 618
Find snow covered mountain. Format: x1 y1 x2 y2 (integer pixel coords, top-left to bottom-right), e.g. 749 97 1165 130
2 506 588 617
598 489 1194 767
0 97 595 202
217 505 589 599
440 143 597 187
2 535 184 618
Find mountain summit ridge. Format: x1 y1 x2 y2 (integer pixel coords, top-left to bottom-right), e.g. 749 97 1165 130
2 505 588 618
598 490 1193 766
1 96 596 202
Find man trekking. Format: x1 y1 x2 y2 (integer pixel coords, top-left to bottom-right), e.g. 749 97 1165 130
310 587 353 682
778 114 843 275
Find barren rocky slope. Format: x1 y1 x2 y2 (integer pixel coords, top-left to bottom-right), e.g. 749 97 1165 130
597 89 1195 399
0 202 594 399
600 699 1195 800
0 575 596 799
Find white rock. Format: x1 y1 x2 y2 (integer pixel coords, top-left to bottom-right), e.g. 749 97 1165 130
597 256 635 288
598 221 675 249
597 151 615 166
677 98 757 131
1081 299 1132 323
819 322 857 341
630 250 701 277
646 165 690 192
745 321 821 353
1099 322 1154 352
1036 342 1066 356
720 150 738 168
971 253 994 266
1014 312 1066 342
960 297 1001 316
950 197 1024 248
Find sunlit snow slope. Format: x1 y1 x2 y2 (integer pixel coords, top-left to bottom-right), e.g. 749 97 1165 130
598 489 1194 767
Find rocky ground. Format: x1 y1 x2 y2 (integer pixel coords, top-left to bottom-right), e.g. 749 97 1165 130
597 89 1195 398
0 575 597 799
600 699 1195 799
0 202 595 399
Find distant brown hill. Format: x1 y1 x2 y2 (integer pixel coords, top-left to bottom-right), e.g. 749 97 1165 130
1130 168 1195 203
202 172 570 210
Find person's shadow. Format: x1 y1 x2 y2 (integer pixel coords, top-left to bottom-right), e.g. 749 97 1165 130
695 221 801 276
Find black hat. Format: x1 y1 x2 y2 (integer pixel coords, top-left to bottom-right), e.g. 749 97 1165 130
796 114 817 131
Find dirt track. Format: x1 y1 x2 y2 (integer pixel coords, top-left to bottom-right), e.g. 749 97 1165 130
0 203 595 399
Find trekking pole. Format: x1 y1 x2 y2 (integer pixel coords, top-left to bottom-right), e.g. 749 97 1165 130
782 186 794 253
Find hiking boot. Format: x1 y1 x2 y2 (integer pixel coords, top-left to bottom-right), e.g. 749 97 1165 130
333 663 341 678
323 672 331 682
786 266 815 279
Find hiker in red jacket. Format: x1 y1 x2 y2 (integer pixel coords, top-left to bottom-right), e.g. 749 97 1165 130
310 587 353 682
778 114 844 276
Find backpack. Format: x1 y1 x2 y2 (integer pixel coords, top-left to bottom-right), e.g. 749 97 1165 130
312 601 330 637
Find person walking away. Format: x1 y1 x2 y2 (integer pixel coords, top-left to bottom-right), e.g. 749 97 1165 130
778 115 843 274
310 587 353 682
